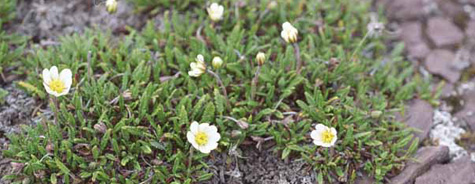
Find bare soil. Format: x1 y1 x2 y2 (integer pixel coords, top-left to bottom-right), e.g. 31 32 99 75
6 0 150 41
0 85 37 183
203 145 315 184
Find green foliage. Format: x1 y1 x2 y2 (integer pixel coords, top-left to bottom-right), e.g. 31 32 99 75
0 0 16 25
3 0 437 183
0 87 7 104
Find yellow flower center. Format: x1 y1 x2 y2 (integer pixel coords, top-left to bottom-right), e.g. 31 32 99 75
49 79 65 93
321 130 334 144
195 132 208 146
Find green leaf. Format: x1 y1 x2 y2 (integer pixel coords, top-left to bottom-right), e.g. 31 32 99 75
55 159 70 174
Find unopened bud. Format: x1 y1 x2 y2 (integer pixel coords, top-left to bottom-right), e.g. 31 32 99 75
94 122 107 134
267 1 277 9
46 143 54 154
11 162 25 171
106 0 118 14
231 130 242 138
370 110 383 118
256 52 266 66
212 56 223 69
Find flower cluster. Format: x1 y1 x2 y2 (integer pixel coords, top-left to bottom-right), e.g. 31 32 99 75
281 22 299 43
188 54 207 77
207 3 224 22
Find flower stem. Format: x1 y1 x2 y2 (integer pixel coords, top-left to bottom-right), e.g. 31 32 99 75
87 51 93 82
51 96 60 125
251 65 261 100
292 43 302 75
188 147 194 170
349 32 369 61
207 69 231 110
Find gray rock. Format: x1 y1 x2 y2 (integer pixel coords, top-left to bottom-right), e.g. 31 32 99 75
465 21 475 39
390 146 450 184
415 156 475 184
355 174 375 184
387 0 426 21
426 17 464 48
437 0 467 20
404 99 434 141
454 90 475 130
400 22 431 59
425 49 461 83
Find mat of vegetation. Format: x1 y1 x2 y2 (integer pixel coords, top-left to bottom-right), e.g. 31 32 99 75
1 0 438 183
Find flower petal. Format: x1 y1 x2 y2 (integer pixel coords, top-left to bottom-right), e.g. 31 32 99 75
42 68 51 84
310 129 319 140
198 123 210 131
198 146 211 154
43 83 56 96
208 131 221 143
196 54 204 63
330 127 338 146
60 69 73 87
190 121 199 134
188 70 200 77
314 124 328 132
204 142 218 152
50 66 59 79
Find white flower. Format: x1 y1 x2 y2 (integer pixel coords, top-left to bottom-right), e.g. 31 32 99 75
367 22 384 38
187 121 221 154
310 124 337 147
106 0 118 14
267 1 277 9
367 13 385 38
281 22 298 43
42 66 72 97
188 54 207 77
207 3 224 22
256 52 266 66
212 56 223 69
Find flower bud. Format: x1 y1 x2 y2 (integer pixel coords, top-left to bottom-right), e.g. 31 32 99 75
370 110 383 118
267 1 277 9
106 0 118 14
207 3 224 22
281 22 298 43
11 162 25 171
256 52 266 66
94 122 107 133
212 56 223 69
231 130 242 138
46 143 54 154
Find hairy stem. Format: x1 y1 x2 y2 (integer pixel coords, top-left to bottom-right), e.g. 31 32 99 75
293 43 302 74
251 65 261 100
350 32 369 61
51 96 60 125
207 69 231 110
87 51 93 82
188 147 194 172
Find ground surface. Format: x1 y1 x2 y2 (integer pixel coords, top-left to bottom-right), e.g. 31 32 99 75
1 0 475 183
379 0 475 183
